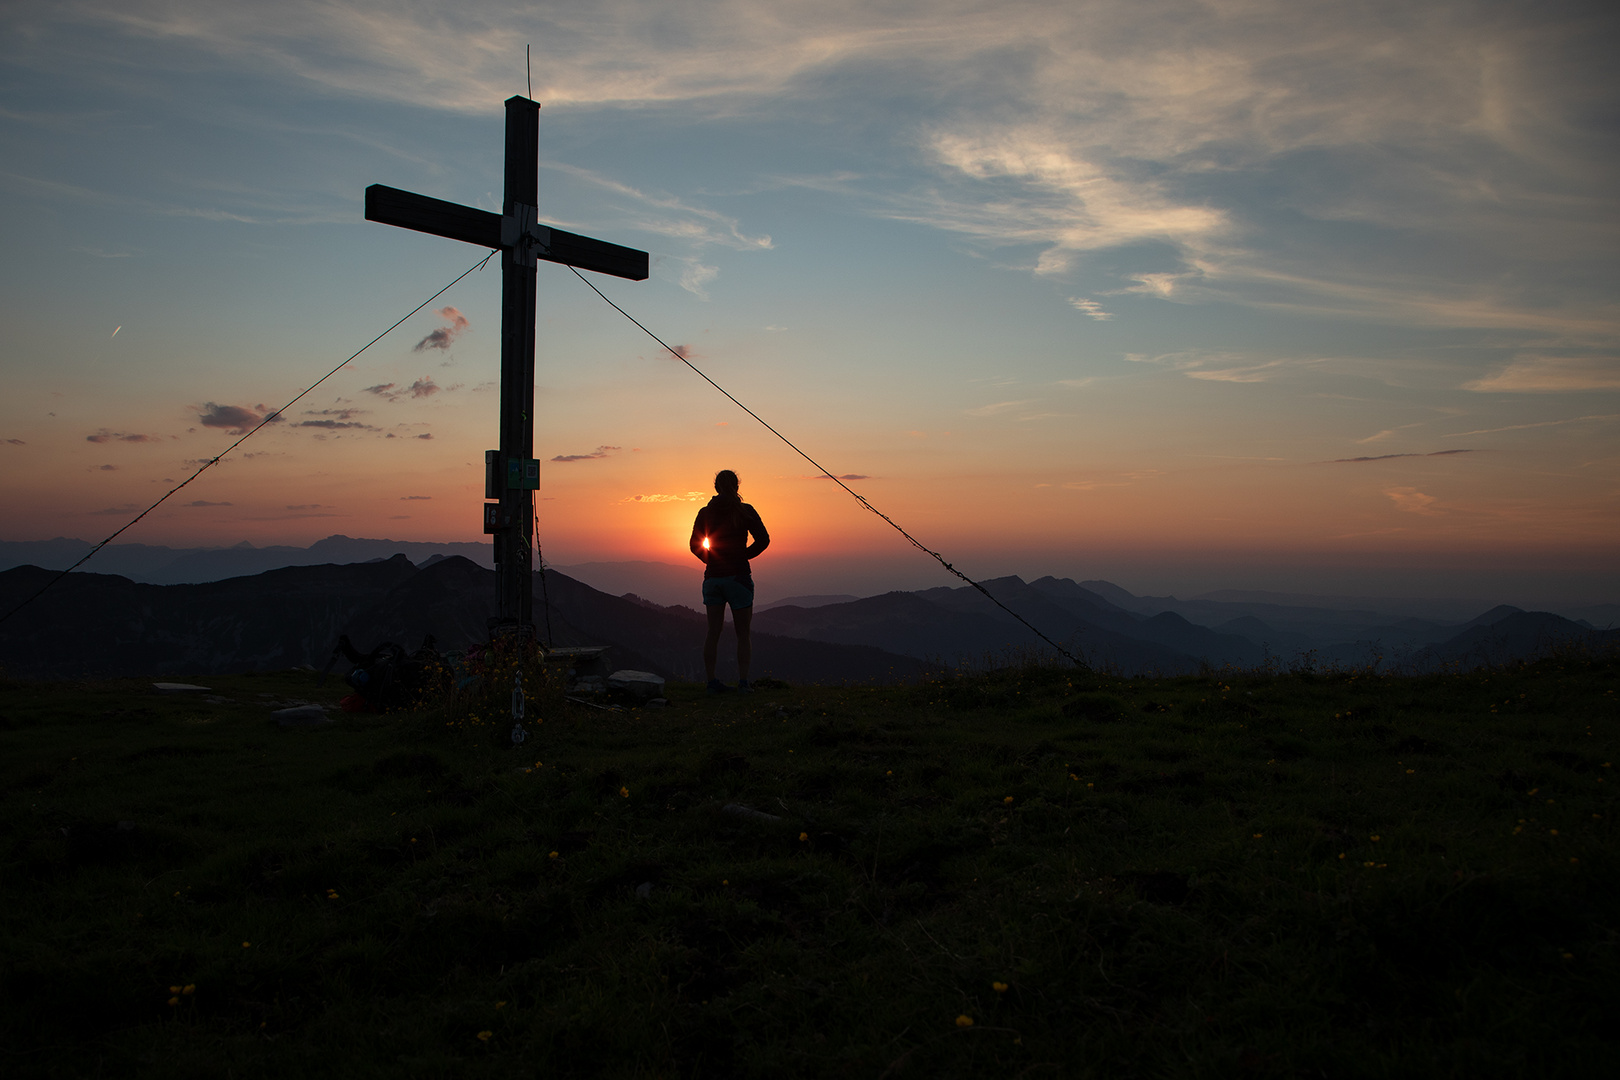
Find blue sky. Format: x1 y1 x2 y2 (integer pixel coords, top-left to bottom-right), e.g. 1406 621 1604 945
2 0 1616 605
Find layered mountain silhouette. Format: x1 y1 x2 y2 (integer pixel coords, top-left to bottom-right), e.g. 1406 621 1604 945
0 558 931 684
0 535 494 586
2 554 1609 683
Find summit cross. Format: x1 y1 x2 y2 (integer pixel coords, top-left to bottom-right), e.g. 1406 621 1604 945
365 95 648 637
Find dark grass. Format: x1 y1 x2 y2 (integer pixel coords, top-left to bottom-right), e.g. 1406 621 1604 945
2 651 1616 1078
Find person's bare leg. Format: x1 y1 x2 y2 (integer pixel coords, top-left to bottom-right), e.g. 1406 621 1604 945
733 605 752 684
704 604 726 682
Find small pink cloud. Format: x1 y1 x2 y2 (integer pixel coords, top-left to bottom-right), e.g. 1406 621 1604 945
414 306 469 352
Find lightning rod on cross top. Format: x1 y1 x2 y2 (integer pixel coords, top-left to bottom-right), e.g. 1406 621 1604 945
364 95 648 638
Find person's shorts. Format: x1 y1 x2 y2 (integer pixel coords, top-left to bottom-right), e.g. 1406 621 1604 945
702 575 755 610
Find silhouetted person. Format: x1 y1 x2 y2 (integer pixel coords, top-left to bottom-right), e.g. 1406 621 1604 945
690 469 770 692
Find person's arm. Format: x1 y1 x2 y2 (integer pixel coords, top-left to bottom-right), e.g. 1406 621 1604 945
743 505 770 560
689 508 711 564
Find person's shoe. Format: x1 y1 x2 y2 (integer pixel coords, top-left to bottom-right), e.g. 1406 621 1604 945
736 680 753 693
706 678 731 694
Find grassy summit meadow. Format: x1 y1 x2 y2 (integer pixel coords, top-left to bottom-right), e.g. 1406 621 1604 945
2 652 1616 1077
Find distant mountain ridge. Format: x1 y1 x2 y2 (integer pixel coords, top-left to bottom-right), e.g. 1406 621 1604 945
0 558 932 685
0 535 494 586
1 556 1608 682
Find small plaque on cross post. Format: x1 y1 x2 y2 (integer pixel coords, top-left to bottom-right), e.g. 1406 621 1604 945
365 96 648 639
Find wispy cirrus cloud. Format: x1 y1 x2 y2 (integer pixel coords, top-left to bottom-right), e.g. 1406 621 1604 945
547 163 772 252
1328 450 1475 463
1442 414 1620 438
965 399 1035 417
1464 355 1620 393
31 1 1618 340
1125 350 1342 385
537 164 771 299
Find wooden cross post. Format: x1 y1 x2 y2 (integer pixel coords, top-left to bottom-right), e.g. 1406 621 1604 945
365 96 648 638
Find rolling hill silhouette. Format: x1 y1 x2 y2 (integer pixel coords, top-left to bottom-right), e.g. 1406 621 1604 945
0 557 1608 682
0 558 931 684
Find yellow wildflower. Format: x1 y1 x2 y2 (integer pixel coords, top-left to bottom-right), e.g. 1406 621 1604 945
477 1030 493 1042
956 1015 974 1027
993 982 1009 993
620 786 630 798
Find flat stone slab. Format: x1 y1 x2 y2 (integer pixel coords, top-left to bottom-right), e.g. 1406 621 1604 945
607 670 666 700
152 683 211 693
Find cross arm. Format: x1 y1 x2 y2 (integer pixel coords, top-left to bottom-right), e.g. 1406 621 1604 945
366 184 501 249
366 183 649 281
543 227 649 281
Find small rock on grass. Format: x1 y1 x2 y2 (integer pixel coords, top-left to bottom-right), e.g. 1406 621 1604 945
273 704 333 727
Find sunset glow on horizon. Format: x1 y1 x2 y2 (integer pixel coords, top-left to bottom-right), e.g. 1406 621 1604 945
2 1 1616 607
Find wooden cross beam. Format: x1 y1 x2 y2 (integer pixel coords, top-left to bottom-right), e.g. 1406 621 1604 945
365 96 648 639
